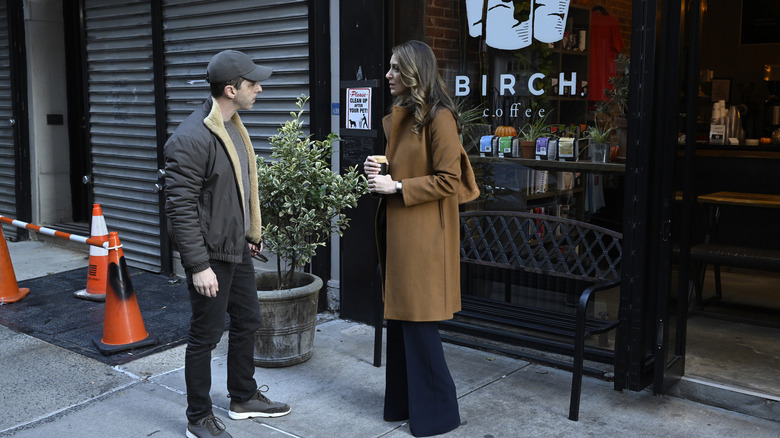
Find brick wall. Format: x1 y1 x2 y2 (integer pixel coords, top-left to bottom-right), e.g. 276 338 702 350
424 0 463 83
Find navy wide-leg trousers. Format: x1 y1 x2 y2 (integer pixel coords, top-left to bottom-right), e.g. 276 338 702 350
384 319 460 437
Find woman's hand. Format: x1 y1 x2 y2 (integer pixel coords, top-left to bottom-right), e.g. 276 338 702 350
365 155 398 195
363 155 381 176
367 174 398 195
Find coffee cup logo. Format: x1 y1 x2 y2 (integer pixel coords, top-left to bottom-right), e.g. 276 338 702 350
465 0 571 50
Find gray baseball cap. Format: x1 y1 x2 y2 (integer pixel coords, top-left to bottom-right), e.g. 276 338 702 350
206 50 273 83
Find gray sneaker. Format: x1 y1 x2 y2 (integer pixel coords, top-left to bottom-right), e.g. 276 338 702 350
186 415 232 438
228 385 291 419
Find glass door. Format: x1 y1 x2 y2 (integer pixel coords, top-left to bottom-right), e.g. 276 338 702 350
653 0 703 394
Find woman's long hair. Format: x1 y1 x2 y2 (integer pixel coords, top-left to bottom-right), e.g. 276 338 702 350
391 40 462 135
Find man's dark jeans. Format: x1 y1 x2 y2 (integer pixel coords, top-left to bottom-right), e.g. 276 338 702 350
184 247 260 423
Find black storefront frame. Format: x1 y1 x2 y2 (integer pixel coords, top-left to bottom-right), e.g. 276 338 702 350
308 0 334 303
337 0 388 328
616 0 691 392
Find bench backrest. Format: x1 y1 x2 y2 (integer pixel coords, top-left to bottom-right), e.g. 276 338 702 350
460 211 622 283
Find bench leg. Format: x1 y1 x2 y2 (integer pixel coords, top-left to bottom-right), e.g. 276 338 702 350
693 261 706 309
713 264 723 300
686 275 695 313
570 307 587 421
569 338 583 421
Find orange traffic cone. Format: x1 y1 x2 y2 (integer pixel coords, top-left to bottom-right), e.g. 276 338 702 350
93 232 156 354
74 204 109 302
0 226 30 304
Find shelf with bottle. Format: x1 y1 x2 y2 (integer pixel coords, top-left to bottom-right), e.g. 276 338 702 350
475 120 624 173
472 155 624 174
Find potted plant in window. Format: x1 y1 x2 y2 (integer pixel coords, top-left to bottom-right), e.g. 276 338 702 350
518 112 552 158
254 95 368 367
585 121 614 163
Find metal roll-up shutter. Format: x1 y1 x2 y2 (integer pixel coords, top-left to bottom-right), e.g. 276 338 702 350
162 0 311 155
84 0 161 271
0 3 16 239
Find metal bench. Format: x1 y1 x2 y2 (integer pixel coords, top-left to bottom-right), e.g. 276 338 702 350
447 211 622 421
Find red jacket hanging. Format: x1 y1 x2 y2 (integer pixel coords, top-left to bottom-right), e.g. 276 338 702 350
588 11 624 102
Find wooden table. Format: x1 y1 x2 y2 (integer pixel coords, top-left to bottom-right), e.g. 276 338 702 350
697 191 780 209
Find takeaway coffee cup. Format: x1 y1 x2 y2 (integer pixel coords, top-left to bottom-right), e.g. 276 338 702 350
372 155 388 175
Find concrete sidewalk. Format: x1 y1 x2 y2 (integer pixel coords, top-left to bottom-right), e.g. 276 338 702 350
2 240 779 437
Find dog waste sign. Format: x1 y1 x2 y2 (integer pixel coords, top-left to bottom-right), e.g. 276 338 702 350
346 88 371 130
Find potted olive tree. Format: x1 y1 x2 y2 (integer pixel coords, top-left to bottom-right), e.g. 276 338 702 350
254 95 368 367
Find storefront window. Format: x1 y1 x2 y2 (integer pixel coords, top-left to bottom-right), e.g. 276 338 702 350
426 1 632 231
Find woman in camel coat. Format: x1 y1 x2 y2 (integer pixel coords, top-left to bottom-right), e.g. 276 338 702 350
364 40 478 437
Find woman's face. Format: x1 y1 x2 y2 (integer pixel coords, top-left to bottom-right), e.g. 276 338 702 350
386 54 408 96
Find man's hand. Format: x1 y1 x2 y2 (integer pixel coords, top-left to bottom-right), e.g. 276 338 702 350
250 242 267 262
193 267 219 297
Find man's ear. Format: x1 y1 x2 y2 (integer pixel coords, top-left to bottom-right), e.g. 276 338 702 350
223 85 236 98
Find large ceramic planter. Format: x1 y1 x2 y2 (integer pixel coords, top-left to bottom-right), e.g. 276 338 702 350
254 271 322 367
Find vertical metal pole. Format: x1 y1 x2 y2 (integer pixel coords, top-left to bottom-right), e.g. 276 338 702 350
652 0 685 395
615 0 659 392
678 0 703 370
150 0 171 275
7 0 30 241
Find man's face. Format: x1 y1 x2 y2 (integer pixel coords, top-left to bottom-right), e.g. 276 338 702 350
231 79 262 110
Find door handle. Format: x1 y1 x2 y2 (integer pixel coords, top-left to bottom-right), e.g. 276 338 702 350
154 169 167 193
661 220 671 242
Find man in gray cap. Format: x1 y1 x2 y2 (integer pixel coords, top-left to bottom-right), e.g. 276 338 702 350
164 50 290 438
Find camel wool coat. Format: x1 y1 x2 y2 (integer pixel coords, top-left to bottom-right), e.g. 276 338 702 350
378 105 479 322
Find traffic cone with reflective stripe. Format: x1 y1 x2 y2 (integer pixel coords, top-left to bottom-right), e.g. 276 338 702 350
93 232 156 354
74 204 109 302
0 226 30 304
